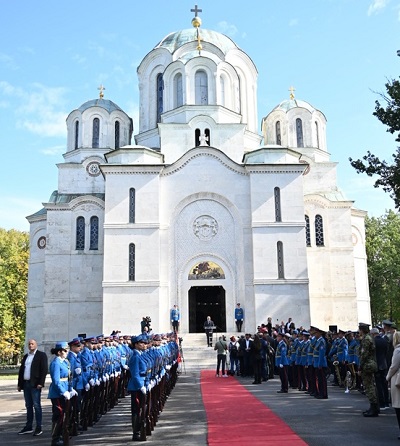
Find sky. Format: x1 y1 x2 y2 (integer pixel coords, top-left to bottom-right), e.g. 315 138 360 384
1 0 399 231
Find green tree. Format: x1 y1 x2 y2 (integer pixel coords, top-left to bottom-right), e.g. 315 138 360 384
349 77 400 208
365 210 400 325
0 228 29 363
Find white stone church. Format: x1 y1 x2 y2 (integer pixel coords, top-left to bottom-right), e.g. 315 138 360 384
26 12 371 346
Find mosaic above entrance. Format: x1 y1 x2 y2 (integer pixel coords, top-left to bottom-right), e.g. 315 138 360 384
189 261 225 280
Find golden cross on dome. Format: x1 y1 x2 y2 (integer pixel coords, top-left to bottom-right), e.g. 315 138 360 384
191 5 203 55
98 84 106 99
289 86 295 100
191 4 202 17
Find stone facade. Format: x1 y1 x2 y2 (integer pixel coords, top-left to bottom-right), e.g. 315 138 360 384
26 23 370 349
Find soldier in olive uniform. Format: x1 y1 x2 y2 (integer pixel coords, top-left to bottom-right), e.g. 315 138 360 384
358 322 379 417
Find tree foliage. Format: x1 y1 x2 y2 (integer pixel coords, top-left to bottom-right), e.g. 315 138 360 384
0 228 29 364
365 210 400 325
349 77 400 208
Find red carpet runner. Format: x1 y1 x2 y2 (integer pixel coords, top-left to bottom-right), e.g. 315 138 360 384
201 370 308 445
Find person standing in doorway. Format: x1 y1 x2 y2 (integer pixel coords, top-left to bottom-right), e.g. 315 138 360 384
17 339 48 436
170 305 180 334
235 303 244 332
204 316 215 347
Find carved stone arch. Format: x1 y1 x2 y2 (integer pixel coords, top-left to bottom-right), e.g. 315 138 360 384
69 196 105 212
163 60 185 110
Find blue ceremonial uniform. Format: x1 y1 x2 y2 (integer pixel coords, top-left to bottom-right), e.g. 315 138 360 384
234 306 244 332
315 336 328 399
275 339 289 392
48 357 71 399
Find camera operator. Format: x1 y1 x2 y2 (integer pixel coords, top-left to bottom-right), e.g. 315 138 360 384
140 316 152 334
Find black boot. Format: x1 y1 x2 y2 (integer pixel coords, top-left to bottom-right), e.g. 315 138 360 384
363 403 379 417
131 415 142 441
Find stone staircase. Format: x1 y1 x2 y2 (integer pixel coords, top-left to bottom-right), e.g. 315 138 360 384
176 333 231 372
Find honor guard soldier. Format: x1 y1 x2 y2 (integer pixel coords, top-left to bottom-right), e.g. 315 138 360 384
275 333 289 393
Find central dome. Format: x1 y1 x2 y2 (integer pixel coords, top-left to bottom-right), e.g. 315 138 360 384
155 28 238 54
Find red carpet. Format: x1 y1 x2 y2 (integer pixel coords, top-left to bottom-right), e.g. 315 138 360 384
201 370 308 445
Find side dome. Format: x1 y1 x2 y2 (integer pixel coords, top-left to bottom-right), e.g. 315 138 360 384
273 98 316 114
261 96 327 153
77 98 124 114
155 28 238 54
66 98 133 152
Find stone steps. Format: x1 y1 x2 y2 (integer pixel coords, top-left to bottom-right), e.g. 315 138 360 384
176 333 234 371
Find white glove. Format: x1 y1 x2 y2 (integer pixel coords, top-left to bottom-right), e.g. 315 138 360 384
95 379 100 386
110 373 114 379
123 365 129 370
235 319 237 322
106 373 110 380
102 375 107 383
63 391 71 400
74 367 82 375
85 383 90 391
165 365 171 371
279 364 284 369
89 379 95 386
140 386 147 394
147 384 151 391
70 388 78 397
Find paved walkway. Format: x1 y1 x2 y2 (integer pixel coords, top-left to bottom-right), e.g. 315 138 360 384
0 373 399 445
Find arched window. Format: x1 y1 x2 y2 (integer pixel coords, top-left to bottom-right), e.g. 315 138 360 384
129 188 135 223
174 73 183 108
129 243 135 281
90 216 99 250
92 118 100 148
115 121 120 149
275 121 281 145
274 187 281 222
195 128 200 147
296 118 304 147
305 215 311 247
315 121 319 148
156 73 163 123
74 121 79 149
205 128 210 146
195 70 208 105
220 76 225 106
315 214 324 246
277 241 284 279
76 216 85 250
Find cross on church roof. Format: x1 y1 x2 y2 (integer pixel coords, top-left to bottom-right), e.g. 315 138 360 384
289 86 295 100
191 4 202 17
98 84 106 99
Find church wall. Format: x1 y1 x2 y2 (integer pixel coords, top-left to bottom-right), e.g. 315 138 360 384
58 161 105 195
254 283 310 328
25 222 46 344
104 173 160 224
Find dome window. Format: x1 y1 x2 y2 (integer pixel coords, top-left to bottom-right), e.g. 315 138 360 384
315 121 319 148
92 118 100 148
74 121 79 150
174 73 183 108
275 121 281 145
156 73 164 123
195 70 208 105
115 121 120 149
296 118 304 148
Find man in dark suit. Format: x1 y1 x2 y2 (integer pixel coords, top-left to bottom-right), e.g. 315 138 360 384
371 328 390 410
17 339 48 436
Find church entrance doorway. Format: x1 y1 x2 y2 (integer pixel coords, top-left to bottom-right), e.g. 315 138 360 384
188 286 226 333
